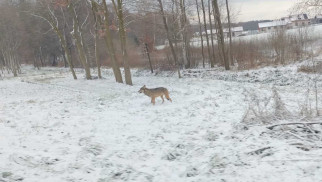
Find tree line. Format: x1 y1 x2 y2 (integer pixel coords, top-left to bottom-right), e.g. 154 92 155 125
0 0 320 84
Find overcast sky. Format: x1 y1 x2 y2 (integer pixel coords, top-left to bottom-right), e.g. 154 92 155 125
230 0 298 22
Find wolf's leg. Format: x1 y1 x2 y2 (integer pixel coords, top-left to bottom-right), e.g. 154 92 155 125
161 95 164 103
151 97 156 105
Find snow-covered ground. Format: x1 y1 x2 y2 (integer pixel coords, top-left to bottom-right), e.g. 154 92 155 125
190 24 322 47
1 66 322 182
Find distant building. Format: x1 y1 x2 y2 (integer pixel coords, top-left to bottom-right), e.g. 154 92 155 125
312 15 322 24
258 20 289 32
224 27 244 37
258 14 310 32
246 30 260 35
283 14 310 27
194 26 244 38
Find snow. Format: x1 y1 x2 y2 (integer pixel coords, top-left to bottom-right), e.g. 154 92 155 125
258 14 309 29
181 63 322 87
1 65 322 182
155 45 166 50
204 27 244 35
258 20 289 28
190 24 322 48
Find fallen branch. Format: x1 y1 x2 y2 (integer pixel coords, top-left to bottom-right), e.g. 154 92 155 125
267 122 322 130
286 131 315 143
247 147 272 155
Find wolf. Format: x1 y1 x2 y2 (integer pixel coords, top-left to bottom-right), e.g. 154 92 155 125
138 85 172 105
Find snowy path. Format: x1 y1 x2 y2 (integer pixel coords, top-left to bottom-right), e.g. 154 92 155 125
1 68 322 182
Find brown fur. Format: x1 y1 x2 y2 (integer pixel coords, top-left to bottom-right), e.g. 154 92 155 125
138 85 172 105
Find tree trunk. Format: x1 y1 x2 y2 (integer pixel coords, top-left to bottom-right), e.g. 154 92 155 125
196 0 205 68
179 0 191 68
60 8 68 69
145 43 153 73
61 45 68 68
201 0 212 68
112 0 132 85
208 0 215 67
68 2 91 79
157 0 181 78
56 28 77 79
91 1 102 79
212 7 223 65
12 55 18 77
226 0 234 66
39 46 44 67
102 0 123 83
52 54 57 66
172 0 182 67
94 31 102 79
213 0 229 70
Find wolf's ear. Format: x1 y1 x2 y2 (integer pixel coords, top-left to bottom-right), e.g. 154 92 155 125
143 85 146 88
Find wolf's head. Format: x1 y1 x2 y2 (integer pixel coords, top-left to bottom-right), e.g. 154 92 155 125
138 85 146 93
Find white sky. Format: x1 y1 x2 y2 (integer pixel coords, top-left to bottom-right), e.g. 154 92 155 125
231 0 298 22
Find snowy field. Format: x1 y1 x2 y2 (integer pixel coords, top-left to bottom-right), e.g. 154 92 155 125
190 24 322 47
1 66 322 182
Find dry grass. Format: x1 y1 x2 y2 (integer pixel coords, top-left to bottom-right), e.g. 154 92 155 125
298 65 317 73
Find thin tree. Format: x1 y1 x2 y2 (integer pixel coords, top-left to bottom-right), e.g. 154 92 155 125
196 0 205 68
157 0 181 78
144 43 153 73
179 0 191 68
171 0 181 66
111 0 133 85
102 0 123 83
201 0 212 67
68 2 92 79
213 0 229 70
208 0 215 67
226 0 234 66
212 2 223 64
91 1 102 79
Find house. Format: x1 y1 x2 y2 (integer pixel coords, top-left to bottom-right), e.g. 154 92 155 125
258 14 310 32
194 26 244 38
224 27 244 37
284 14 310 27
312 15 322 24
258 20 290 32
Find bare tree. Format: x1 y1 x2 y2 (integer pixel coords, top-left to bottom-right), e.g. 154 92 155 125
31 1 77 79
0 3 21 77
213 0 229 70
111 0 133 85
157 0 181 78
226 0 234 66
270 29 287 65
144 43 153 73
201 0 212 67
102 0 123 83
91 1 102 79
293 0 322 14
68 1 92 80
208 0 215 67
179 0 191 68
196 0 205 68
